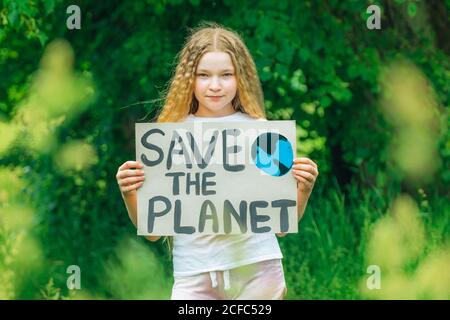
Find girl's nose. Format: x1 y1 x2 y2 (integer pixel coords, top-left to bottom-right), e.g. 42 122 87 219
209 77 221 90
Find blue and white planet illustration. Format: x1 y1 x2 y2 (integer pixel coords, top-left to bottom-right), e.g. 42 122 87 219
251 133 294 176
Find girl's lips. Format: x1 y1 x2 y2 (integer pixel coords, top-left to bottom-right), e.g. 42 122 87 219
207 96 224 100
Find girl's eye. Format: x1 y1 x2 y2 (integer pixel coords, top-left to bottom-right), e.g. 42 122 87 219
197 73 208 78
223 73 233 77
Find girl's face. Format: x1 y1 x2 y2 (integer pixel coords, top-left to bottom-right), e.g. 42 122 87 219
193 51 237 117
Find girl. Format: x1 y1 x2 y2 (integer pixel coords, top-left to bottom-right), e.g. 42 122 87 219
116 23 319 300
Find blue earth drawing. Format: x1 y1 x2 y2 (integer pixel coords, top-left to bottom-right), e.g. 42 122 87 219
251 133 294 176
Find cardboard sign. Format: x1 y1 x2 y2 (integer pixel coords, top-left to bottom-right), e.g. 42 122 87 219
136 120 297 235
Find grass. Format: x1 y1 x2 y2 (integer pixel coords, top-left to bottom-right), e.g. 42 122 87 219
280 179 448 299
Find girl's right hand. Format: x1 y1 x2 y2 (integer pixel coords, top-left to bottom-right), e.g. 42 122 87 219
116 161 146 196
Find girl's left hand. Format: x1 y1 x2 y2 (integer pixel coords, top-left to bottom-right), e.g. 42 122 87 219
291 157 319 193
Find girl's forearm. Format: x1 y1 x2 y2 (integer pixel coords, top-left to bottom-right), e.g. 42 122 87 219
297 188 311 222
121 191 160 242
122 191 138 227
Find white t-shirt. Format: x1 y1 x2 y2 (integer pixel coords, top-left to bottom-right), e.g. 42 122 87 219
172 111 283 277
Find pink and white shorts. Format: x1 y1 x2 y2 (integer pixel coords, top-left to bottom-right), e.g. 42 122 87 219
171 259 287 300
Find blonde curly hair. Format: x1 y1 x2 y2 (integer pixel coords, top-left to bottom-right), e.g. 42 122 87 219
156 22 266 122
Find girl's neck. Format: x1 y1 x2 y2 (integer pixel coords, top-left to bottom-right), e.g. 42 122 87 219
193 108 238 118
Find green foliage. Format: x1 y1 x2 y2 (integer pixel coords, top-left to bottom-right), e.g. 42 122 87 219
0 0 448 299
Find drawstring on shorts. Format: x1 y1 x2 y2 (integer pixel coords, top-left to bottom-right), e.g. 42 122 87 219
223 270 230 290
209 270 231 291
